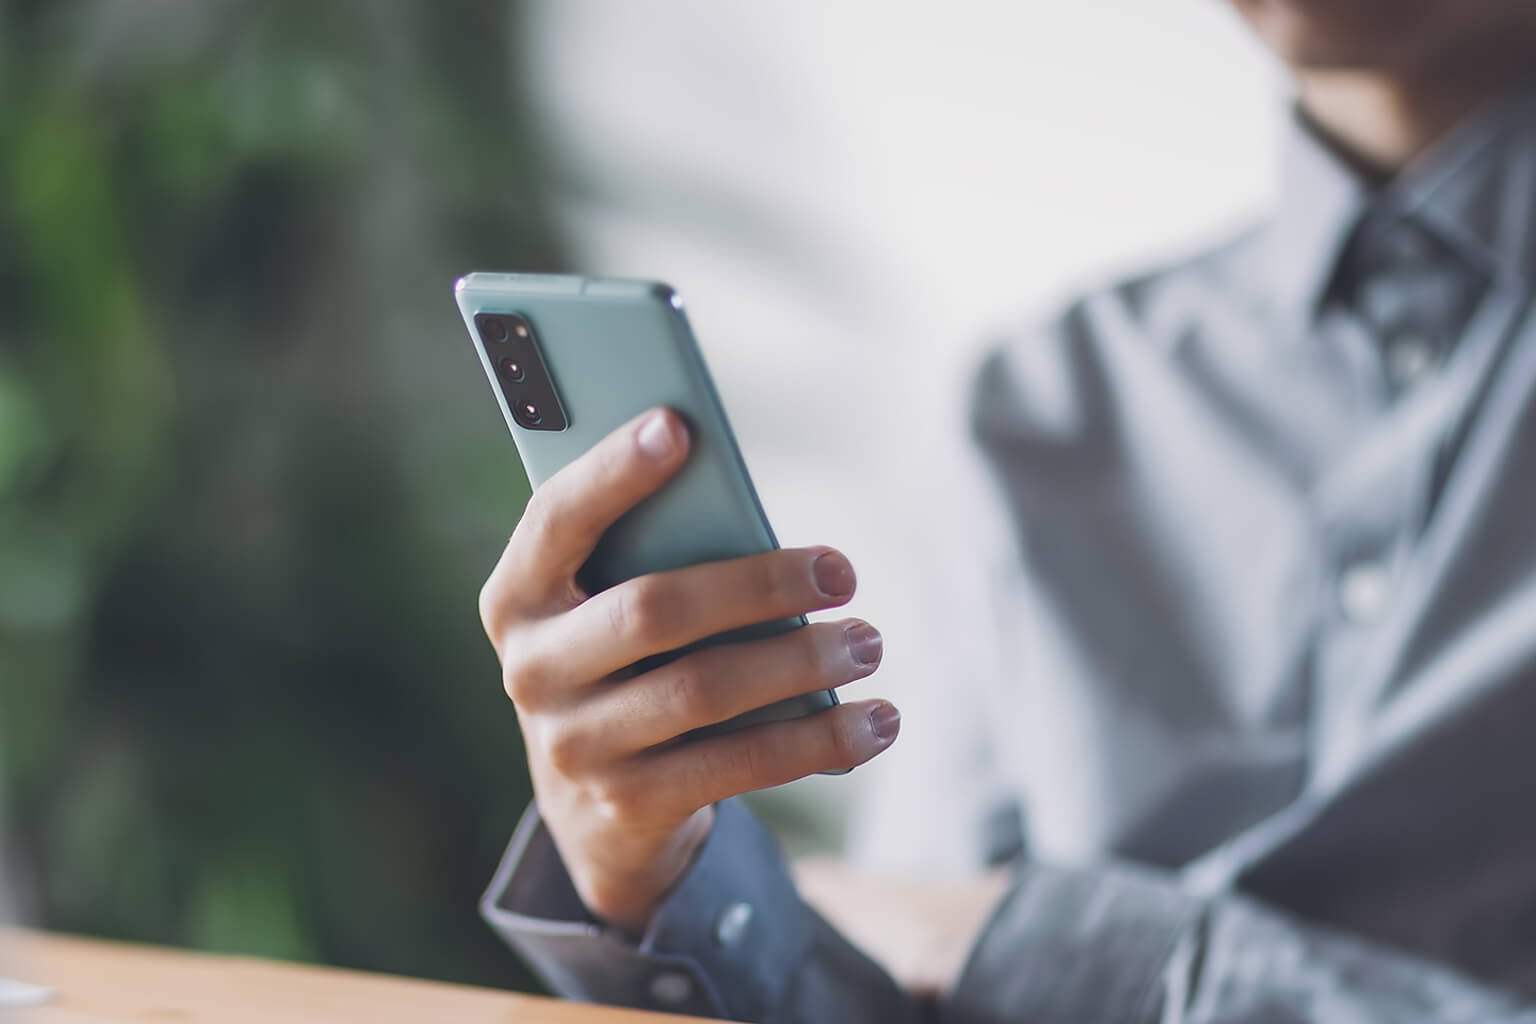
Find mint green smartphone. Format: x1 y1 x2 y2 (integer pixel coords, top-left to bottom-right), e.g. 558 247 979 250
453 272 838 737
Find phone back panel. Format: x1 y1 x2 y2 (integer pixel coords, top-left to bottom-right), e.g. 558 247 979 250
454 272 836 732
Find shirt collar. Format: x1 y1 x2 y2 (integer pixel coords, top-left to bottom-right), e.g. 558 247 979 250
1390 69 1536 290
1267 69 1536 322
1267 109 1370 320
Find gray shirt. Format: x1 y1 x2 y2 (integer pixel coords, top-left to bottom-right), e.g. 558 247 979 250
480 76 1536 1022
969 73 1536 969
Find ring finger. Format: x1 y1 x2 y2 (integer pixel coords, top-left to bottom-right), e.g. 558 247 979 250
560 618 883 766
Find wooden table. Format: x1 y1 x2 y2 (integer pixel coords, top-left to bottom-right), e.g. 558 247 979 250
793 860 1007 997
0 931 716 1023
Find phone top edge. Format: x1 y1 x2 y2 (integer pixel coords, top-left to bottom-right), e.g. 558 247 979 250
455 272 679 304
454 271 582 295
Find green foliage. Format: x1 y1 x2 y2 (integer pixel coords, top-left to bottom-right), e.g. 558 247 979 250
0 0 560 990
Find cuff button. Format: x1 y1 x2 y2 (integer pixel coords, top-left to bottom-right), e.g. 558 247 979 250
713 901 754 948
648 971 693 1006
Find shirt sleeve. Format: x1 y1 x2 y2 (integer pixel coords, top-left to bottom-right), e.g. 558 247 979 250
483 794 1536 1024
948 861 1536 1024
480 798 920 1023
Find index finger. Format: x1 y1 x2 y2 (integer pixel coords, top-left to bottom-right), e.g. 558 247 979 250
484 408 689 623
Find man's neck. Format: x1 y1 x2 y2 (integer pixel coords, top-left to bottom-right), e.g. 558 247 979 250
1296 52 1534 178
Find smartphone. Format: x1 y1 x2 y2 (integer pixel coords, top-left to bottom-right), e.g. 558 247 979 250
454 272 838 737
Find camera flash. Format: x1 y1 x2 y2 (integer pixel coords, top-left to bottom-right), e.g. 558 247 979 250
514 324 530 338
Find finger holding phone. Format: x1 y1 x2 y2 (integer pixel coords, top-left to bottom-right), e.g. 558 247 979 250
460 275 901 934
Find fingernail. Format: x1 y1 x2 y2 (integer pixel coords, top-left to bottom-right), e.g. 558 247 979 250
812 551 855 599
845 623 883 668
636 411 675 459
869 703 901 744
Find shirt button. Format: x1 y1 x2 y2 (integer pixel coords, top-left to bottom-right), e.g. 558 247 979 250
648 971 694 1006
1339 561 1391 624
1386 226 1433 264
714 901 754 947
1385 333 1436 387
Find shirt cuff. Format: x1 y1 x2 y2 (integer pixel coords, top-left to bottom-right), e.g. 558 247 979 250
947 861 1200 1024
481 798 812 1021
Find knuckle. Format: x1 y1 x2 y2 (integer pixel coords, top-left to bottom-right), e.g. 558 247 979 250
543 722 587 777
590 773 650 826
719 736 765 788
478 577 500 639
501 658 538 705
514 487 555 545
479 568 521 642
594 433 633 481
518 484 591 562
498 631 545 705
756 554 801 611
799 627 831 682
823 711 863 768
664 657 722 722
610 577 678 645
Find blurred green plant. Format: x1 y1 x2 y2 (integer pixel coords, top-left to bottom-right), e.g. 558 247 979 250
0 0 561 990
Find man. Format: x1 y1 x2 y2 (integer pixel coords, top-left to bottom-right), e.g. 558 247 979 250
475 0 1536 1019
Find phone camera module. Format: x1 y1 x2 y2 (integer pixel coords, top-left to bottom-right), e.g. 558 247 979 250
478 311 565 431
479 316 509 344
514 400 543 427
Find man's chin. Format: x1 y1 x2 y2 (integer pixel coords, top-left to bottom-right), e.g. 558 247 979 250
1232 1 1437 74
1258 33 1440 75
1282 50 1400 73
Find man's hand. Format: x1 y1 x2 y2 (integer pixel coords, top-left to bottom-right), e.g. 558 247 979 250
479 407 900 934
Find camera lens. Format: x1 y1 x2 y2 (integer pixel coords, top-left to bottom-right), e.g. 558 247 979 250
480 317 509 344
498 357 525 382
517 400 542 426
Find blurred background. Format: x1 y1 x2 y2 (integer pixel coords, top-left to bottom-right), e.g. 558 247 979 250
0 0 1279 993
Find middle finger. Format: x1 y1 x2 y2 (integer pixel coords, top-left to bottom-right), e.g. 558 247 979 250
570 617 883 762
524 545 859 696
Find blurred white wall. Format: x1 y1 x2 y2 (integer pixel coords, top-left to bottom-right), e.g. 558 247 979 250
520 0 1287 858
